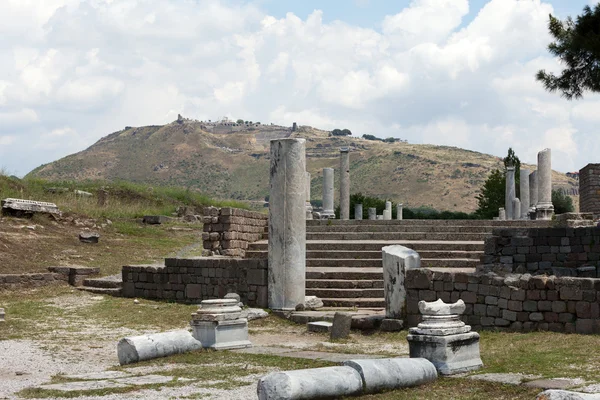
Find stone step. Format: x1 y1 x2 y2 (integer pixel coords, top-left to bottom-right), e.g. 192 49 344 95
305 279 384 289
306 258 477 268
320 297 385 308
83 274 122 289
306 225 494 233
306 219 551 227
247 249 483 260
77 286 122 296
306 267 383 280
306 288 384 299
248 241 484 252
306 232 487 241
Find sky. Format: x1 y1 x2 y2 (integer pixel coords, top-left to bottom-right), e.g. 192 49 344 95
0 0 599 177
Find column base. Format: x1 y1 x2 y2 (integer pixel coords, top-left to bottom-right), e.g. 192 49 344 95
536 205 554 220
191 319 252 350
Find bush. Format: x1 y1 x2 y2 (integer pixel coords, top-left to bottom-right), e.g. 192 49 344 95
552 189 574 214
332 128 352 136
362 134 382 141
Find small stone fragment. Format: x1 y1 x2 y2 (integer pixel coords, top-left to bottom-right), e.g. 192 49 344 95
79 232 100 243
330 312 353 340
307 321 332 333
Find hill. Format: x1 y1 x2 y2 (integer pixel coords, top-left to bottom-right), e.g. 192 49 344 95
27 119 579 212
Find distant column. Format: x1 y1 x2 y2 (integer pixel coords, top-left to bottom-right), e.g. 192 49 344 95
513 198 521 220
322 168 335 217
529 171 538 218
384 201 392 220
305 172 313 220
505 166 516 220
396 203 403 220
536 149 554 220
368 208 377 220
520 169 530 220
340 148 350 220
268 139 306 311
354 204 363 220
499 208 506 220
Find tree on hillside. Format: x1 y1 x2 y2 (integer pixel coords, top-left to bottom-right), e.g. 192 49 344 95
475 169 505 219
236 119 244 124
332 128 352 136
536 4 600 99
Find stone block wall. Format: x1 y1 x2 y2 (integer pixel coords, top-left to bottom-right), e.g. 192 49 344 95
405 269 600 334
479 227 600 276
121 258 268 307
580 163 600 215
0 266 98 289
202 207 268 257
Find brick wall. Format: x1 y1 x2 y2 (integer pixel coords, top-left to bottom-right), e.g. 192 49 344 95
480 227 600 276
406 269 600 334
202 207 267 257
580 163 600 215
121 257 268 307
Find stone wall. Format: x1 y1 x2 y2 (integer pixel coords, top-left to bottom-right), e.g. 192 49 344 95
580 163 600 215
405 269 600 334
202 207 267 257
121 258 268 307
0 266 98 289
479 227 600 276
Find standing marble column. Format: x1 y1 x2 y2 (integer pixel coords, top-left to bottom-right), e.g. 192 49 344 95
396 203 403 220
339 148 350 220
529 171 538 218
505 166 516 220
322 168 335 218
368 208 377 220
536 149 554 220
268 139 306 311
305 172 313 220
384 201 392 220
354 204 363 220
520 168 530 220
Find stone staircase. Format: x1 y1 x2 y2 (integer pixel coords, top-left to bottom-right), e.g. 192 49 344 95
247 219 549 308
78 274 122 296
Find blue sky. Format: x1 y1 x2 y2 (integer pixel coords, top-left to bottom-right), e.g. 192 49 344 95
1 0 599 176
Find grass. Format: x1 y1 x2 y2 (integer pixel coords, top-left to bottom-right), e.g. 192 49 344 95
0 175 248 220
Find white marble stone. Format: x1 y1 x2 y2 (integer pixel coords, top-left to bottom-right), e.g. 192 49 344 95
322 168 335 216
530 170 538 215
418 299 466 316
368 208 376 220
355 203 363 220
305 172 313 220
191 319 252 350
396 203 403 220
513 198 521 220
340 148 350 220
382 245 420 319
407 298 482 375
257 366 363 400
384 201 392 220
269 139 306 310
499 207 506 220
520 168 530 219
117 330 202 365
505 166 516 220
343 358 437 394
536 390 600 400
536 148 554 220
191 298 241 321
0 307 4 323
304 295 324 310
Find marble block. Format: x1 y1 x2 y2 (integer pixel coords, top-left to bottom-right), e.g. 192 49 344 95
190 298 252 350
407 298 482 375
407 331 482 375
191 319 252 350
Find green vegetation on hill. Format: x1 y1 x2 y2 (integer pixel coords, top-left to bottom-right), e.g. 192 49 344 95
0 174 247 219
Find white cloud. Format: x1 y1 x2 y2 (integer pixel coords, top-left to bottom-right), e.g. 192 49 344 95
0 0 596 177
